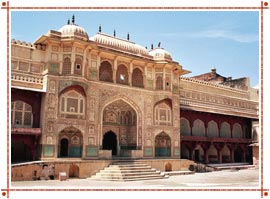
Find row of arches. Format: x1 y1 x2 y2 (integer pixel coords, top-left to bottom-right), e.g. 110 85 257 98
59 57 174 91
57 128 172 158
181 118 245 138
181 143 248 163
101 131 172 157
99 61 144 88
62 56 83 75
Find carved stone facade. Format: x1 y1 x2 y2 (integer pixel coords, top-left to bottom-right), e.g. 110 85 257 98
10 17 258 163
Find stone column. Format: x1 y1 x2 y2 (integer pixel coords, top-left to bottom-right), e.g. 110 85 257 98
82 48 88 77
162 67 165 90
71 46 75 74
129 62 133 86
97 55 101 79
113 58 117 83
59 45 63 75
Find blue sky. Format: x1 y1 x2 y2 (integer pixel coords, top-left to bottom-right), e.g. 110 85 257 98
11 11 259 87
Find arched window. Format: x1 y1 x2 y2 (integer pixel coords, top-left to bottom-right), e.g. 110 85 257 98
59 89 85 119
11 101 33 127
132 68 144 88
62 57 71 75
232 123 243 138
180 117 191 135
99 61 113 82
116 64 129 85
156 75 163 90
74 56 83 75
192 119 205 136
207 120 219 137
220 122 231 138
154 99 172 126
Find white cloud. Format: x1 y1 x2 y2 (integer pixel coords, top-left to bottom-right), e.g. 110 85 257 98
190 29 258 43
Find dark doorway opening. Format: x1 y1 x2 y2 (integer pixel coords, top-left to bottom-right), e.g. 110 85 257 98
102 131 117 156
60 138 69 157
195 149 200 162
234 146 243 162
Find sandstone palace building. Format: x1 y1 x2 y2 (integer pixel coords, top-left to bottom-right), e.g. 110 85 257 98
11 16 259 172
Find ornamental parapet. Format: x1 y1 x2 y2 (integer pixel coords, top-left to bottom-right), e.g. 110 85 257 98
180 98 258 119
11 71 44 91
179 78 259 119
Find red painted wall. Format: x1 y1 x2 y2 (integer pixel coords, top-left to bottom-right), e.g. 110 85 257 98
11 88 42 128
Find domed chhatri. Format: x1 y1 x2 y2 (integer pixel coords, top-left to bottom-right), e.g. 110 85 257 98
149 47 172 61
58 15 89 41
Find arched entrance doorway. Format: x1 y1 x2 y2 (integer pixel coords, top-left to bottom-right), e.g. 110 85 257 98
60 138 69 157
58 126 83 158
102 131 117 156
155 132 171 157
102 99 138 157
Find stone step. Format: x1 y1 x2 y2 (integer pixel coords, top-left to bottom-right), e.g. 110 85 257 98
95 171 162 177
108 165 152 170
111 162 146 165
103 168 157 173
90 160 167 181
111 162 149 166
91 174 167 181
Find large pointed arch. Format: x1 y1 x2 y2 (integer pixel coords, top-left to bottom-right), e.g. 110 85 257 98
100 95 143 154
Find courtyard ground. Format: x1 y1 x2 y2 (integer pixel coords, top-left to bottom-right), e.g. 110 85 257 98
11 168 259 188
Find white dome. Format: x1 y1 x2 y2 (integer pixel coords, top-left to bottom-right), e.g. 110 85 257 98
91 33 149 56
149 48 172 59
58 24 89 40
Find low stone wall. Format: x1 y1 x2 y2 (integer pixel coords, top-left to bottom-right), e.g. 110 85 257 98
140 159 195 172
12 159 112 181
11 159 195 181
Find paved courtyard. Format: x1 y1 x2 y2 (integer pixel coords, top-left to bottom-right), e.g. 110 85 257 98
11 168 259 188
